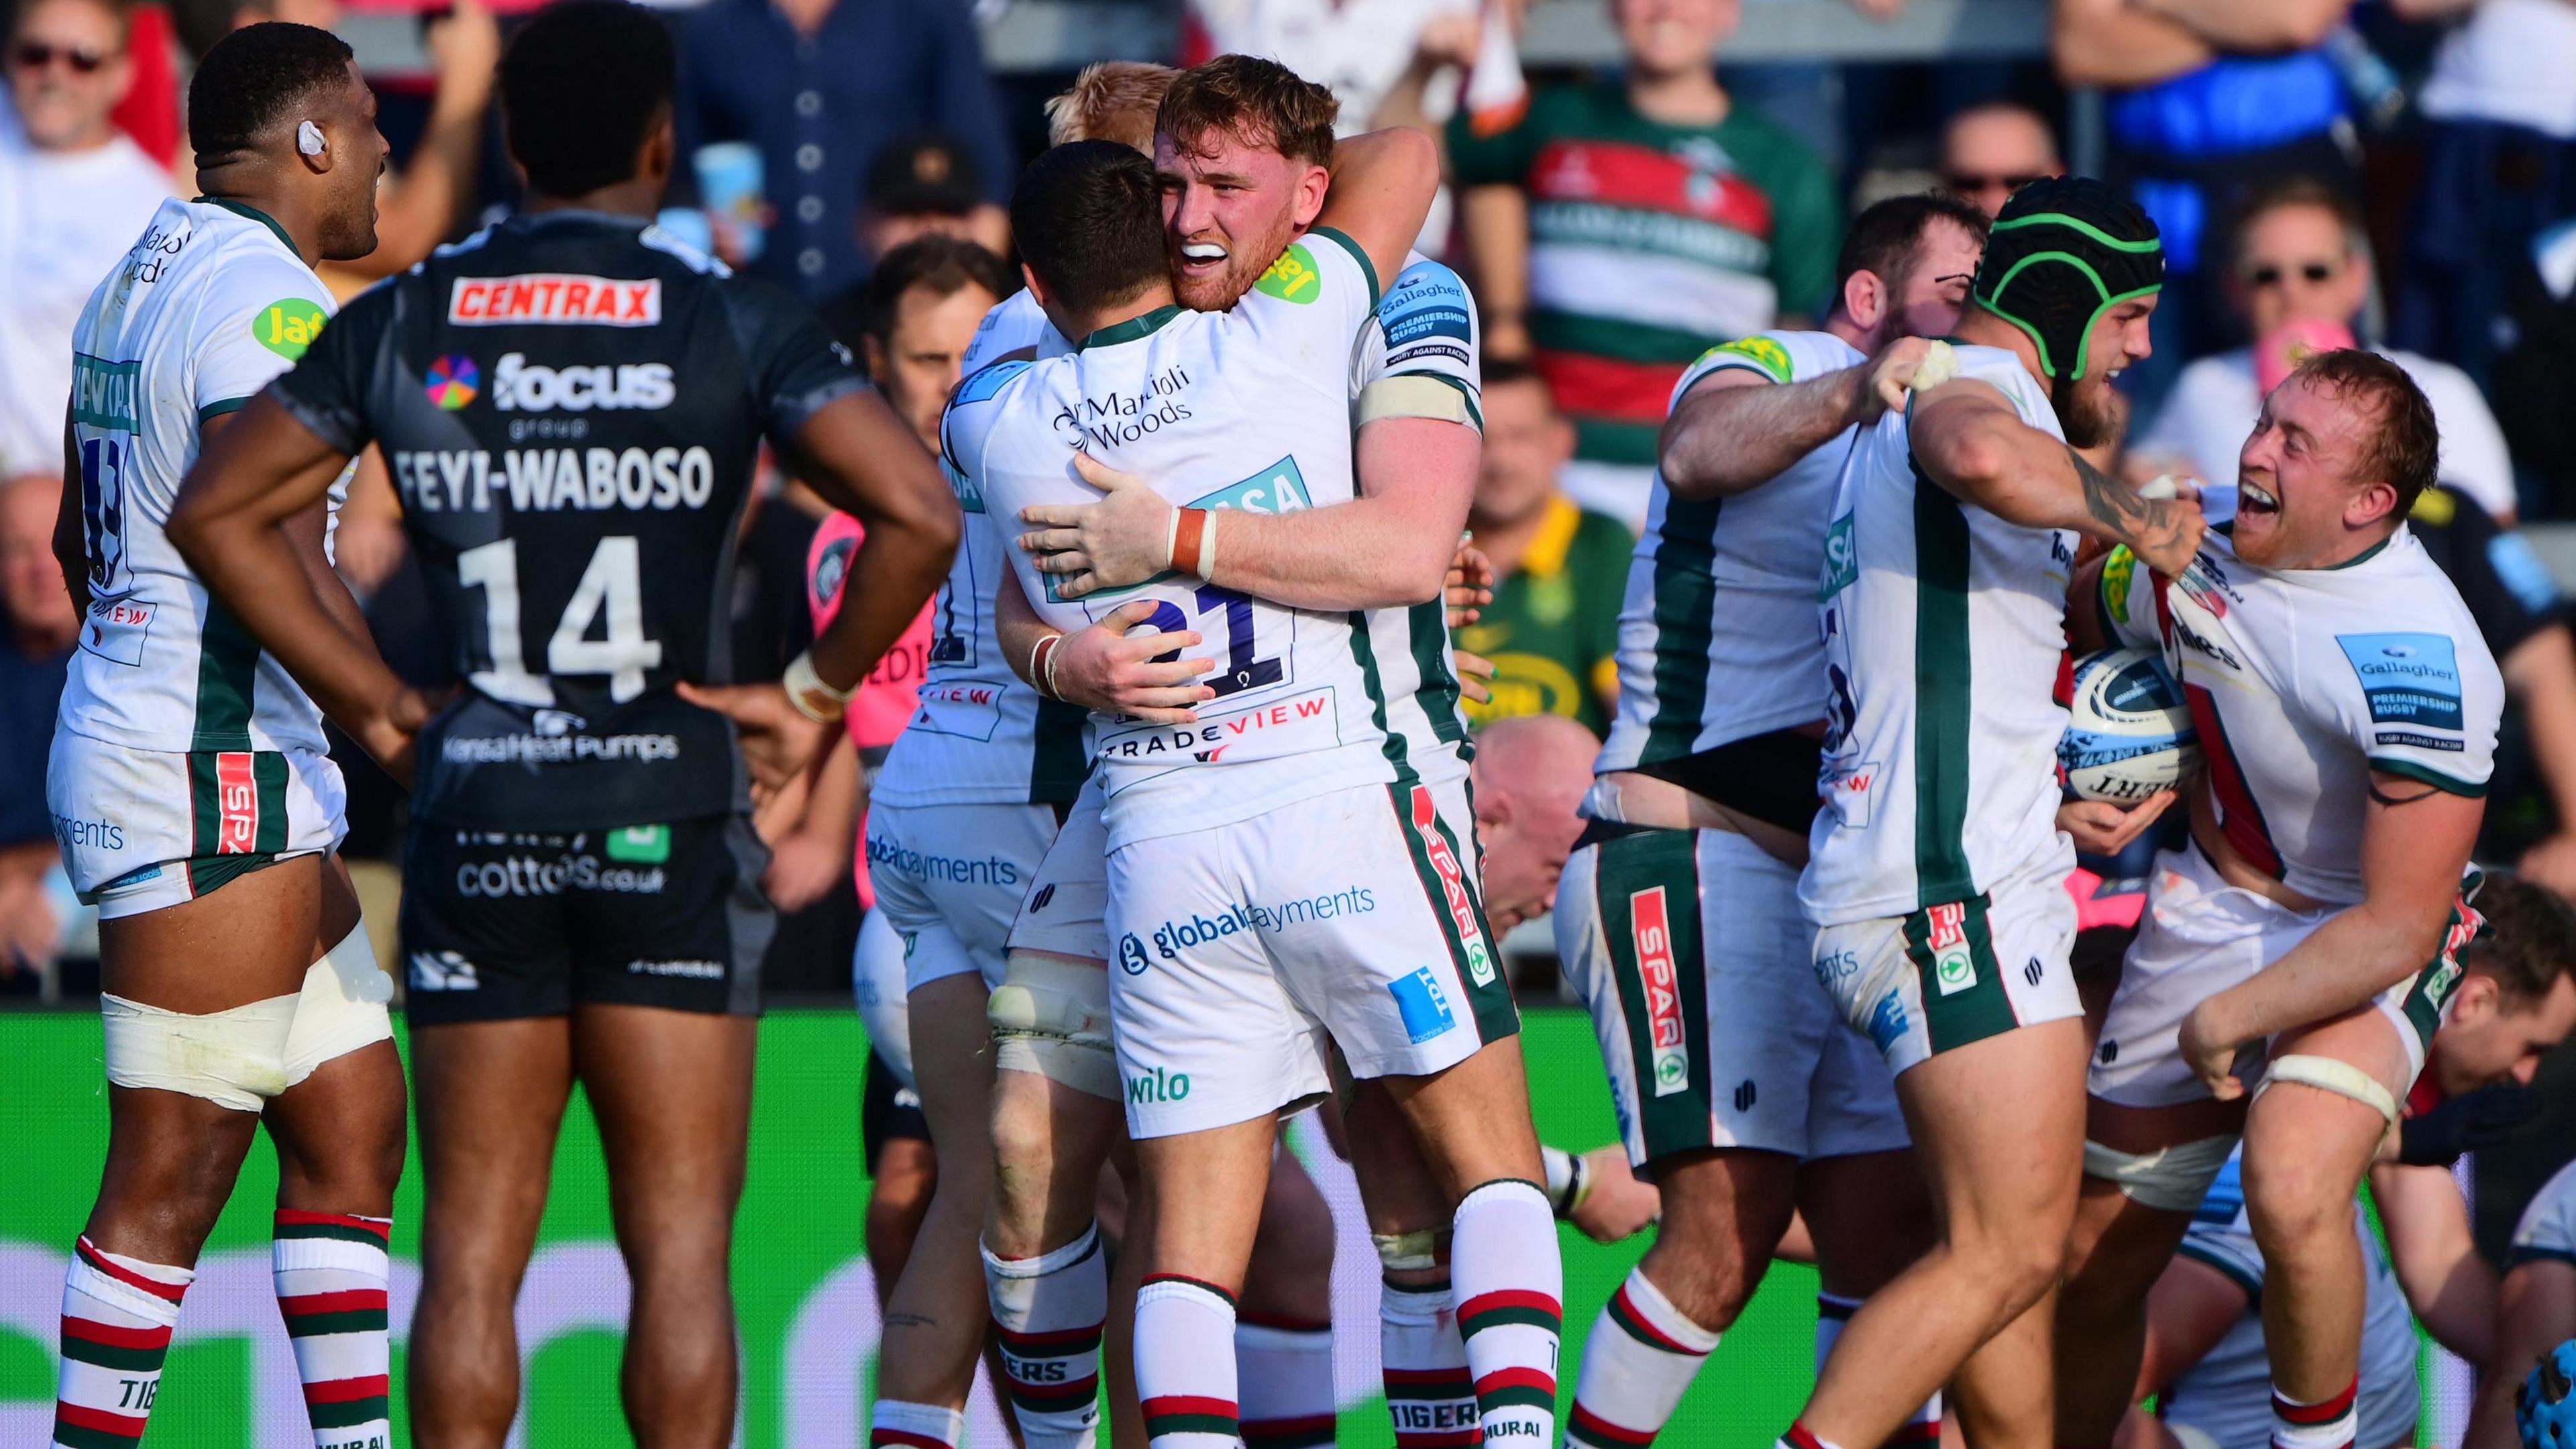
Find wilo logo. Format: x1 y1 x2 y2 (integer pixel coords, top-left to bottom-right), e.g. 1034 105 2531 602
1124 1067 1189 1105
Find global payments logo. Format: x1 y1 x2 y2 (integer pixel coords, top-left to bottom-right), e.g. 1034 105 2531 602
1117 933 1150 975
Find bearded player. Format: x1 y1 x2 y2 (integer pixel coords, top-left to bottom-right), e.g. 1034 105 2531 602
46 24 403 1449
955 124 1565 1448
1550 191 1989 1449
2058 348 2502 1449
1791 176 2202 1449
971 59 1493 1449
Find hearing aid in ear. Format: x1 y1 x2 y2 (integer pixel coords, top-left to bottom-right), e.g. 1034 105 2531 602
297 121 325 157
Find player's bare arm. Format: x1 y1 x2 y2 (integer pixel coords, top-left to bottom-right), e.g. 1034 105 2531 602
1020 417 1474 604
994 565 1214 724
2176 779 2483 1096
168 395 429 777
1660 338 1931 499
1313 125 1442 290
2365 1161 2495 1361
2130 1256 2251 1402
775 390 961 693
1911 378 2204 574
2465 1256 2576 1449
55 415 89 619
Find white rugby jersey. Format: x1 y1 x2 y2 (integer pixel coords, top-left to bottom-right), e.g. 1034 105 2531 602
1802 343 2077 924
1595 329 1864 774
2099 525 2502 904
945 230 1469 849
59 197 346 757
2509 1157 2576 1269
885 256 1482 812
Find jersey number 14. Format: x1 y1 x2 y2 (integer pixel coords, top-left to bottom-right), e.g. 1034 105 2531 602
458 535 662 705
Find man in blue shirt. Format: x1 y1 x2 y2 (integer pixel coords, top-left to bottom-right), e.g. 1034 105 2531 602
675 0 1014 302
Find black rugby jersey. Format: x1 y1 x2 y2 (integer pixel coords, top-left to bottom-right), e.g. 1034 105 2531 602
270 209 867 829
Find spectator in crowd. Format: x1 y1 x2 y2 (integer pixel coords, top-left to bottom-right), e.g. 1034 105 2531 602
858 131 1008 268
2052 0 2359 401
1458 360 1630 735
2493 218 2576 515
2130 175 2520 524
675 0 1013 303
325 0 498 282
2398 0 2576 390
1466 710 1599 932
0 472 75 984
0 0 172 479
1450 0 1839 525
1939 99 2061 218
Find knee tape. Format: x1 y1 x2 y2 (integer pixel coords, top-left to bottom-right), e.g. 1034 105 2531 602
989 952 1118 1102
1371 1228 1451 1273
282 918 394 1087
2082 1133 2239 1214
101 991 299 1112
2256 1053 2400 1126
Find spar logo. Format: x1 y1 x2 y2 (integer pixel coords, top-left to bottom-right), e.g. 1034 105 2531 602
1409 785 1495 985
1629 885 1688 1096
214 751 259 855
449 274 662 327
1926 901 1975 996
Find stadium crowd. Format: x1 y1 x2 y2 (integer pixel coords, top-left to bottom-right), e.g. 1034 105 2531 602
17 0 2576 1446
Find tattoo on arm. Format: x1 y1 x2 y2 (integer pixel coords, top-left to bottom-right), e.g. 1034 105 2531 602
2070 444 2184 547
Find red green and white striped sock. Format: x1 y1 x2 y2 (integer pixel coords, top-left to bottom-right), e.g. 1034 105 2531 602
1564 1266 1720 1447
2271 1377 2359 1449
1237 1311 1333 1448
870 1397 966 1448
1454 1179 1562 1445
273 1210 392 1449
52 1235 191 1449
1780 1417 1845 1449
1381 1275 1479 1449
983 1222 1105 1448
1817 1293 1941 1447
1136 1275 1239 1448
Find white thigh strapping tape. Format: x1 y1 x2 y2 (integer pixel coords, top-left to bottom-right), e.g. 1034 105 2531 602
282 918 394 1086
2255 1053 2401 1126
101 991 299 1112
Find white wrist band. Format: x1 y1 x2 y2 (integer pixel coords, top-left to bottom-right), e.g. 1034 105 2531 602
782 649 854 723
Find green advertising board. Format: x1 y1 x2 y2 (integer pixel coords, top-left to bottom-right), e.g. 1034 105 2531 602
0 1008 1827 1445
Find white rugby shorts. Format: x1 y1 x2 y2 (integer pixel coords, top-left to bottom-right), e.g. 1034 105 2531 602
1557 824 1907 1172
865 800 1060 994
1007 773 1111 962
1811 863 2081 1079
1104 775 1519 1139
2094 845 2478 1106
49 731 346 919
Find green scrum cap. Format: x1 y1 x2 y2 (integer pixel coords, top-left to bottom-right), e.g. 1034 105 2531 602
1970 176 2163 382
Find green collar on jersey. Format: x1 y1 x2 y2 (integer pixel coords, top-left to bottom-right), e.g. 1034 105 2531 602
193 196 294 255
2322 529 2398 570
1079 304 1183 352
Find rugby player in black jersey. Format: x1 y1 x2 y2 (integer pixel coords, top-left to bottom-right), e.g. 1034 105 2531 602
166 4 957 1442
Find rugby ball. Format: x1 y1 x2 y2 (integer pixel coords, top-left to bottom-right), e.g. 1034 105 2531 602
2061 647 2200 803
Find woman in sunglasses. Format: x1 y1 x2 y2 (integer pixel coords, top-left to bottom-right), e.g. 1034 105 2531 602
0 0 172 485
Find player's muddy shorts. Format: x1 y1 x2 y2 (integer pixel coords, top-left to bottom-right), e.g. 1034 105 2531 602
50 731 347 920
1812 864 2082 1079
867 800 1061 993
400 815 771 1024
1556 821 1909 1175
2094 845 2476 1106
1105 775 1518 1139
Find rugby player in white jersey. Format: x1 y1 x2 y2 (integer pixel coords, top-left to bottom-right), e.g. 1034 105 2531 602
1546 191 1988 1449
1791 176 2202 1449
43 23 402 1449
2059 347 2505 1449
972 59 1495 1449
953 126 1566 1446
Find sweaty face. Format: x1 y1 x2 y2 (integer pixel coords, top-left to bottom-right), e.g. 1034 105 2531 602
2235 204 2368 339
316 64 393 263
2431 975 2576 1097
2231 372 2386 568
1157 127 1327 312
8 0 127 151
2051 294 2154 449
872 282 1001 456
1613 0 1741 81
1472 378 1572 530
